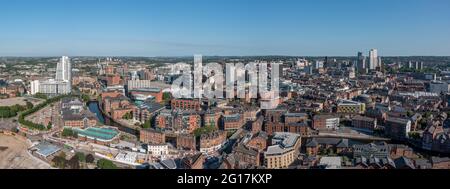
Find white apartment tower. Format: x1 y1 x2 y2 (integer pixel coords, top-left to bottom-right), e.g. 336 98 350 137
369 49 378 70
31 56 72 95
56 56 71 82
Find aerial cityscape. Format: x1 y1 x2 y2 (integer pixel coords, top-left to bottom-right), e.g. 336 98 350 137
1 0 450 171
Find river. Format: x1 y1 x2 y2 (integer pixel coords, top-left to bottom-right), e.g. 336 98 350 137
87 101 138 136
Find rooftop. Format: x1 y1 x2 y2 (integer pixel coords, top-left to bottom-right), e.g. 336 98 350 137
265 132 300 156
386 117 411 125
319 157 342 169
32 142 61 158
73 127 119 142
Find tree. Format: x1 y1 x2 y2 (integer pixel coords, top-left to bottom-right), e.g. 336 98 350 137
33 93 48 100
406 111 413 117
68 155 80 169
0 104 27 118
86 154 95 164
319 148 326 155
59 151 67 159
122 112 133 120
81 94 90 102
327 148 335 155
97 159 118 169
52 152 67 169
47 122 52 130
15 91 21 97
162 92 172 102
408 132 421 140
193 125 217 137
25 101 34 109
419 119 428 130
142 119 151 129
62 128 77 138
76 152 86 162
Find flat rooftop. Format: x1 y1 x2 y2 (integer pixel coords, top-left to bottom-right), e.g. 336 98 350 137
33 142 61 157
74 127 119 142
265 132 300 156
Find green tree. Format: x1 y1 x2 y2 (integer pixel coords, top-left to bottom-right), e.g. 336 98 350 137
34 93 48 100
122 112 133 120
419 118 428 130
97 159 118 169
47 122 52 130
193 125 217 137
0 104 28 118
52 152 67 169
408 132 421 140
163 92 172 102
68 155 81 169
62 128 77 138
407 111 413 117
52 156 67 169
86 154 95 164
25 101 34 109
142 119 151 129
76 152 86 162
81 94 90 102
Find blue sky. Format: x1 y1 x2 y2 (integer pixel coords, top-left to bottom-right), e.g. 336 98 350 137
1 0 450 56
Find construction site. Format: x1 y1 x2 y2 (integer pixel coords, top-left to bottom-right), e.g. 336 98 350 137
0 133 52 169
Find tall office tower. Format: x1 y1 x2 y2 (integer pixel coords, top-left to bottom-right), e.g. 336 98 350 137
369 49 378 70
408 61 413 69
314 60 324 69
56 56 71 82
415 61 424 70
378 57 383 71
357 52 367 74
55 56 72 93
33 56 72 96
418 62 424 70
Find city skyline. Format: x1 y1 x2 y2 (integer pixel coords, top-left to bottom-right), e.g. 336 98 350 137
1 0 450 56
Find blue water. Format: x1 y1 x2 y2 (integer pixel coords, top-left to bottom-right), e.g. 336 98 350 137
88 102 105 123
87 101 138 136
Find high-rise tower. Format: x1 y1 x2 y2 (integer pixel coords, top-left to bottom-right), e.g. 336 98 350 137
369 49 378 70
357 52 367 74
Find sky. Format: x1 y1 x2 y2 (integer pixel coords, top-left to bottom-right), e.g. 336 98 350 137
0 0 450 57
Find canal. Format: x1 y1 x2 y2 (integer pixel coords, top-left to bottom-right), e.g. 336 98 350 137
88 101 138 136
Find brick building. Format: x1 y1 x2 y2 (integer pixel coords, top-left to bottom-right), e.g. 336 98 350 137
246 131 268 152
181 153 205 169
106 74 122 86
173 110 201 134
176 134 196 151
233 144 261 167
171 99 201 110
385 117 411 141
251 116 264 134
351 115 378 133
130 88 163 103
203 109 222 129
222 113 245 131
199 131 227 154
140 128 166 144
312 114 340 130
